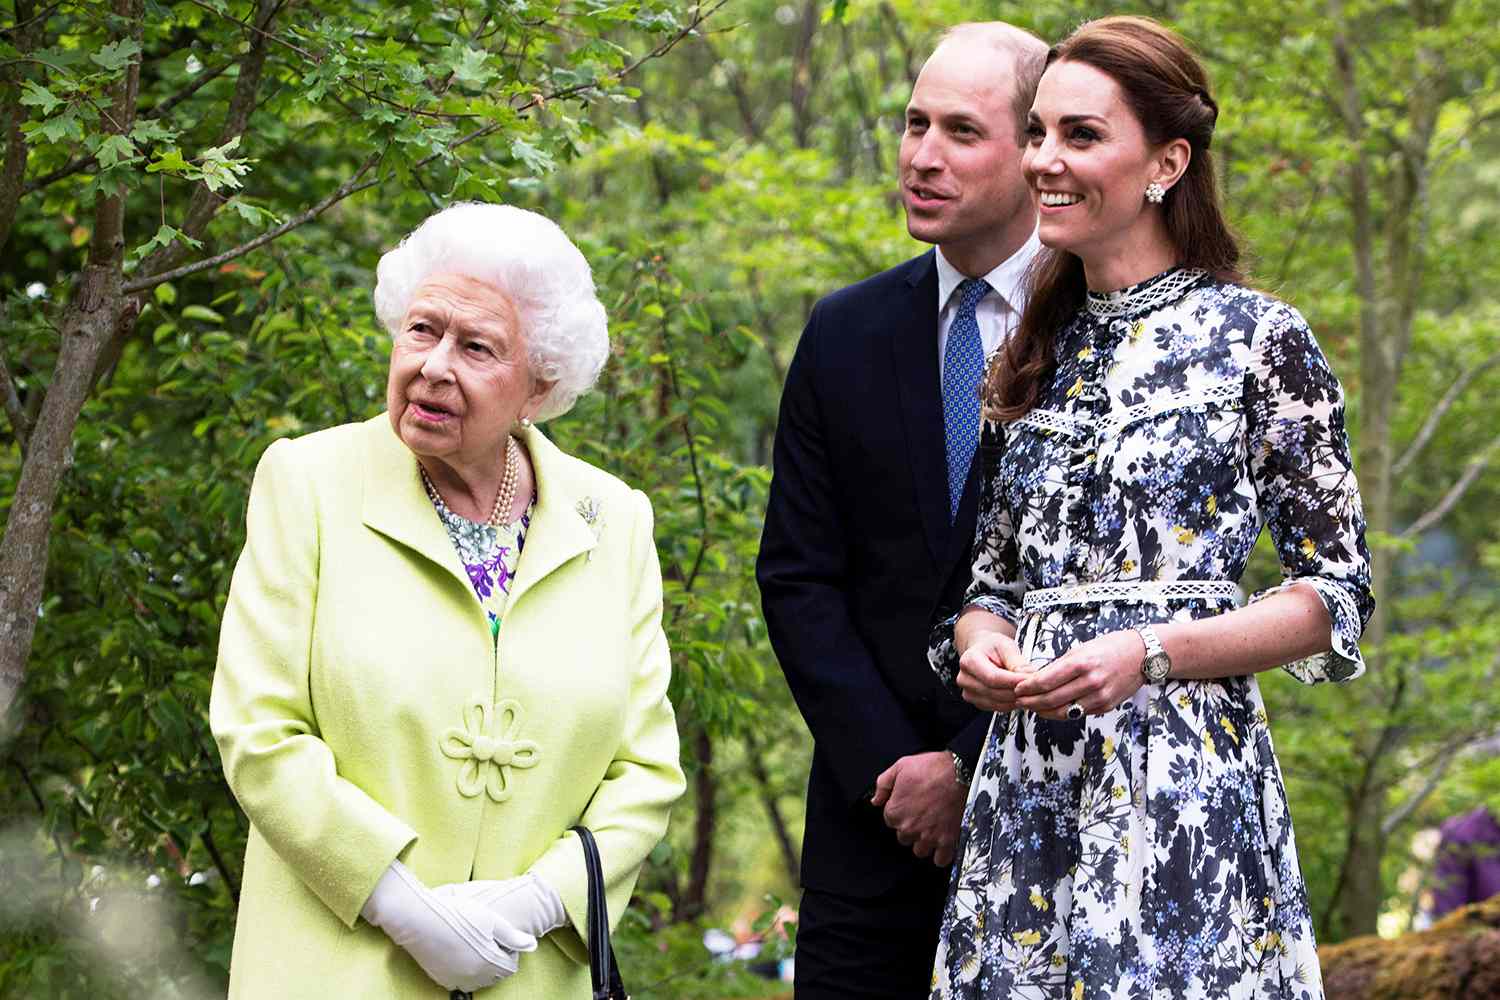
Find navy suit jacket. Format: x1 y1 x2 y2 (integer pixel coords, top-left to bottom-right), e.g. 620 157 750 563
756 250 990 896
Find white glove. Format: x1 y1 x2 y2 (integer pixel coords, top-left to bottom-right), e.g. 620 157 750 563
360 860 537 990
435 872 569 940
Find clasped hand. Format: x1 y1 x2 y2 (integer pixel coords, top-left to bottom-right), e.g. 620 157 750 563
362 861 539 991
871 751 965 866
956 628 1146 719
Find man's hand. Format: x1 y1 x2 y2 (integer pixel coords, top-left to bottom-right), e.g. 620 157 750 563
869 752 965 866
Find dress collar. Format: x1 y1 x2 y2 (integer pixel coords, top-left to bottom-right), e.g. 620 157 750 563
1084 266 1209 320
935 230 1042 316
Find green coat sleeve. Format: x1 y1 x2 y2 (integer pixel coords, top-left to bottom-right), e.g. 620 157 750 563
529 488 686 964
211 439 417 928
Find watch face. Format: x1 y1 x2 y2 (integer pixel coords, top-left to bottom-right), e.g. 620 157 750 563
1144 653 1171 683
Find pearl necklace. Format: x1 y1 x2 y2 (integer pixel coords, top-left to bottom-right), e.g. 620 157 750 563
419 436 522 528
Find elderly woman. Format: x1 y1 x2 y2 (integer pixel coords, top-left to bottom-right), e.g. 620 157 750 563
210 202 685 997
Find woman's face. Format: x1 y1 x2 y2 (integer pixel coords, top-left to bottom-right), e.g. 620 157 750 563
1022 60 1171 265
386 272 552 474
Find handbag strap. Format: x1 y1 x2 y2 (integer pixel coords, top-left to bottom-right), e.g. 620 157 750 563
571 825 628 1000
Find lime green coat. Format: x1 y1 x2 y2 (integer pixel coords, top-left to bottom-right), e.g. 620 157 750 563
210 415 685 998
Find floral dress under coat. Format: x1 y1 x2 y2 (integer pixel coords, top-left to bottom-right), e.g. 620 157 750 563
928 269 1374 1000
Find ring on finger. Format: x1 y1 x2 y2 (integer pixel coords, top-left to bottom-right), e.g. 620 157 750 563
1066 701 1085 721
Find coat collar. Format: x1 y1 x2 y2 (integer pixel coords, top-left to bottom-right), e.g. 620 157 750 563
360 416 598 605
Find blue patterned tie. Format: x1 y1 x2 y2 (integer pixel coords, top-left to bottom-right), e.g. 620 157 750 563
942 278 990 521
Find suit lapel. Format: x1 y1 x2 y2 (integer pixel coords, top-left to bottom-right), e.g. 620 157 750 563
889 251 949 570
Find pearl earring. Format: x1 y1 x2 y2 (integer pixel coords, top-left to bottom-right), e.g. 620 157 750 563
1145 182 1166 204
519 416 532 429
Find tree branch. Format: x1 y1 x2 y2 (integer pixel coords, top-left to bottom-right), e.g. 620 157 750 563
0 345 31 455
182 0 315 63
122 148 383 294
1394 351 1500 478
1401 432 1500 538
19 59 235 197
0 0 41 253
120 0 726 296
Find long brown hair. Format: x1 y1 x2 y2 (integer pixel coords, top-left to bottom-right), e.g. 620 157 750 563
983 16 1244 422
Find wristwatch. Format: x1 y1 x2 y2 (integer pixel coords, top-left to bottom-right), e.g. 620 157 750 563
1136 625 1172 683
949 750 974 787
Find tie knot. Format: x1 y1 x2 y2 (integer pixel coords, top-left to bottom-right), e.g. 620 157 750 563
957 278 990 313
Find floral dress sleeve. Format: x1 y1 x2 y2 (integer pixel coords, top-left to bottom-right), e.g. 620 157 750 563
928 420 1027 696
1244 302 1374 683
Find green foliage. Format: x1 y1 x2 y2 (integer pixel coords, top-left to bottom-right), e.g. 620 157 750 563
6 0 1500 992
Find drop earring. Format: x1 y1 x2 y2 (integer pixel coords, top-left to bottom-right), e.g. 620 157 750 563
1145 182 1166 204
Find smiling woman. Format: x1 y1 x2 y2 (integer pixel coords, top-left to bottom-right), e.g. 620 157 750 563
209 203 686 998
927 16 1373 1000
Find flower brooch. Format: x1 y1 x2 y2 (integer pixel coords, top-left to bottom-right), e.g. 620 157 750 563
440 699 540 802
576 497 604 558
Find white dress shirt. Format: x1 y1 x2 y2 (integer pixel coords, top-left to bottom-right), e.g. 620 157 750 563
935 230 1042 370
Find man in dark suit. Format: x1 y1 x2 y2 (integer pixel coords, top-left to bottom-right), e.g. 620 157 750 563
756 22 1048 998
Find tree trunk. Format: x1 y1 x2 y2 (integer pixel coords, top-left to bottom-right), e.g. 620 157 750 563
0 0 142 723
679 726 716 921
745 732 800 885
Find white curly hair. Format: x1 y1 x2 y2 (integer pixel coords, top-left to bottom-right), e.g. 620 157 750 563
372 202 609 423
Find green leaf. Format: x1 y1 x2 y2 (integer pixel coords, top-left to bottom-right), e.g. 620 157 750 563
23 107 81 144
130 225 203 262
447 44 495 88
146 147 192 175
95 134 137 169
90 39 142 72
510 138 555 175
181 305 224 324
19 80 62 114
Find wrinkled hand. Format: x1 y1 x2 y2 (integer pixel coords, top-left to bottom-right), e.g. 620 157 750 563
1014 629 1146 720
869 752 965 866
955 630 1033 712
361 861 537 991
435 873 568 941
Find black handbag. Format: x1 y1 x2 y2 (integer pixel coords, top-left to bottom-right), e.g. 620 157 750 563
571 825 629 1000
448 826 626 1000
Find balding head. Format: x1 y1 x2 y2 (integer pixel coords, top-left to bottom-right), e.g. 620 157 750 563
926 22 1049 143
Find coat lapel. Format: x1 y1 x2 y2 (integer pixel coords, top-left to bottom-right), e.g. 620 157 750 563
505 424 598 609
360 416 473 595
358 418 597 604
890 251 949 570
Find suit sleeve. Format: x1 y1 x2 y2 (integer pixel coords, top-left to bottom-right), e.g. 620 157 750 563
210 439 417 928
529 488 686 966
756 303 928 809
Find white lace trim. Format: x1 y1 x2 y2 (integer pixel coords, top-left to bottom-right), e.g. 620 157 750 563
1011 378 1241 444
1011 408 1087 439
1022 579 1242 612
1098 378 1242 437
1086 268 1209 319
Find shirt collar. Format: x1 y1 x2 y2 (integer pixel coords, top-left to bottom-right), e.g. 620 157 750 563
935 229 1042 315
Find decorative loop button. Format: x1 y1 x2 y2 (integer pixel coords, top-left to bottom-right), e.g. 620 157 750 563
440 698 540 802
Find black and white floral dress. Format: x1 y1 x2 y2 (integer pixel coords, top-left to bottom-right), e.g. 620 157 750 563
928 269 1373 1000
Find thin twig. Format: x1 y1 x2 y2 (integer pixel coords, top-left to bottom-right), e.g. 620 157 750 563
182 0 317 63
121 148 384 293
1394 350 1500 477
1402 433 1500 538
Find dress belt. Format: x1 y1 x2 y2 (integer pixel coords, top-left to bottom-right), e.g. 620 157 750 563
1015 580 1241 666
1021 579 1241 612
